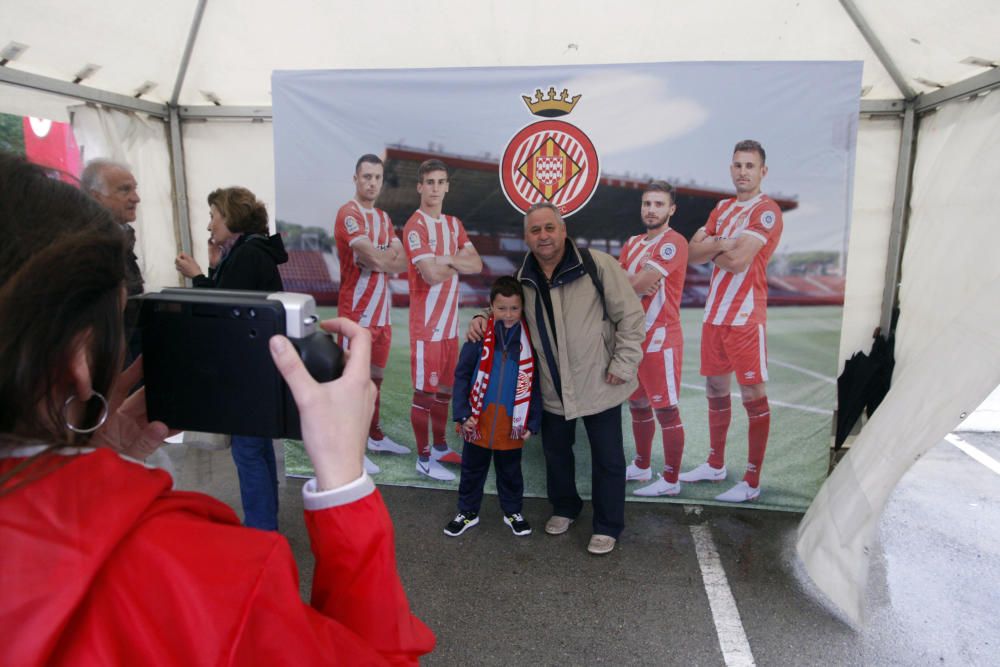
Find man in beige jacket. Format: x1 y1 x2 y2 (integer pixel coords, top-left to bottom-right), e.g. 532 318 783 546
471 202 644 554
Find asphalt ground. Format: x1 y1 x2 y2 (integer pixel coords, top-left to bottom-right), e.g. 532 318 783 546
162 431 1000 666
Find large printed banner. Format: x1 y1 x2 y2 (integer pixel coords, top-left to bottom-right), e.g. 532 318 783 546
273 61 861 512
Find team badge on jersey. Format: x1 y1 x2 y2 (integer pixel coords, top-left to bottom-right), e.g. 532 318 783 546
408 231 421 251
499 87 600 218
344 216 360 234
761 210 776 230
659 243 677 261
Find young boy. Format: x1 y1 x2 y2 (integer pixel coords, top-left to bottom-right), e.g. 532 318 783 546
445 276 542 537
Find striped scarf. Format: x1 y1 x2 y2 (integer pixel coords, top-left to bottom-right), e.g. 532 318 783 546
467 316 534 441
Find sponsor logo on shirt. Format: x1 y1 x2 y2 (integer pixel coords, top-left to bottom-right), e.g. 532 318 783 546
408 231 421 251
761 210 776 230
660 242 676 261
345 216 360 234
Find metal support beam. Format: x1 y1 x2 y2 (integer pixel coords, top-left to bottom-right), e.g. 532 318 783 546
879 101 916 335
860 99 905 116
167 106 193 277
839 0 916 100
0 67 167 117
179 105 273 120
915 66 1000 114
170 0 208 105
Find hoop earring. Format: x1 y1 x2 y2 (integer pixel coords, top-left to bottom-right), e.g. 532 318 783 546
64 392 110 435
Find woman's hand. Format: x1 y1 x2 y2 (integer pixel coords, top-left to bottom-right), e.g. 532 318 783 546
207 239 222 269
175 252 203 278
270 318 375 491
91 357 175 460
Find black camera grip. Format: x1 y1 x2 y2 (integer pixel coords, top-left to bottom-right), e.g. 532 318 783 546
291 332 345 383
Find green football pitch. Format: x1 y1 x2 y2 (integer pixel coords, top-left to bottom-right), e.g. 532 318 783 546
286 305 840 512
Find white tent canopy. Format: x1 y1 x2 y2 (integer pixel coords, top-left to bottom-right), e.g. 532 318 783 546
2 0 999 622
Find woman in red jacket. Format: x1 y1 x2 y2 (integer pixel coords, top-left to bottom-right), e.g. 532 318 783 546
0 152 435 666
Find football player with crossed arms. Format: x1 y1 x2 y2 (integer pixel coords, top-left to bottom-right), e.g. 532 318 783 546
680 140 783 503
403 159 483 481
619 181 689 497
334 154 410 475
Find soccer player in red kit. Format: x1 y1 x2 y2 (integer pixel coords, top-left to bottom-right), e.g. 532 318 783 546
680 140 783 503
403 160 483 481
334 154 410 475
618 181 689 497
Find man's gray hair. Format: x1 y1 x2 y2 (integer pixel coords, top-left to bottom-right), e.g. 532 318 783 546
523 201 565 227
80 158 132 195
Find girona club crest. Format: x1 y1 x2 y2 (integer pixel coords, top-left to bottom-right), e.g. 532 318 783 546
500 87 600 217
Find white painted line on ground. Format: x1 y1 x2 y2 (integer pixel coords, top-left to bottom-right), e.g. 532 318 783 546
945 433 1000 476
768 358 836 385
690 524 756 667
680 383 833 416
767 399 833 416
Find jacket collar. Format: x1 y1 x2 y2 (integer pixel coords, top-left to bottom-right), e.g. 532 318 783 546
518 239 586 289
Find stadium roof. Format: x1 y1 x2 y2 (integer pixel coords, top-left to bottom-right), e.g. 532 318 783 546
377 146 798 241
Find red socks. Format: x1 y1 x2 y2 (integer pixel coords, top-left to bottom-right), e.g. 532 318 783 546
411 391 433 458
629 405 655 468
707 395 732 469
655 406 685 483
431 393 451 446
369 377 384 440
743 397 770 487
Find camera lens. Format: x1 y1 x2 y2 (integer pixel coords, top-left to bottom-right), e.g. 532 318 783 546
249 308 257 319
231 307 241 318
249 328 257 339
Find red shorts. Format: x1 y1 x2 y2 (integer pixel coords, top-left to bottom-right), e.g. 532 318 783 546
339 325 392 369
700 322 768 386
410 338 458 393
631 326 683 408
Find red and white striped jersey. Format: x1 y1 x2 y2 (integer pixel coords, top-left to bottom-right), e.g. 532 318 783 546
701 194 783 327
619 227 688 337
334 199 398 327
403 210 472 341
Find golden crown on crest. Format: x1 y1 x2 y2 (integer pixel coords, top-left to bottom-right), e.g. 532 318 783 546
522 87 581 117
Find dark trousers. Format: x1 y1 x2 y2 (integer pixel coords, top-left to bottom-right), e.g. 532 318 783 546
541 405 626 539
231 435 279 531
457 442 524 515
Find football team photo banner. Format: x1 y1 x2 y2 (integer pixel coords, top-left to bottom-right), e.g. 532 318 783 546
272 61 862 512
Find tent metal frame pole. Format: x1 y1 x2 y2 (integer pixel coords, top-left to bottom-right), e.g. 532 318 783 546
163 0 207 284
915 67 1000 113
170 0 208 105
879 101 916 335
0 67 167 117
168 106 193 266
839 0 916 100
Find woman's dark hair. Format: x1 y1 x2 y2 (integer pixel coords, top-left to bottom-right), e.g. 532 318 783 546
208 187 269 235
490 275 523 303
0 152 127 443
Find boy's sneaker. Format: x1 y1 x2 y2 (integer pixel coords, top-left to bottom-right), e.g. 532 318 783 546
503 512 532 536
626 460 653 481
444 511 479 536
363 455 380 475
416 458 455 481
678 462 727 483
367 435 410 454
431 445 462 465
